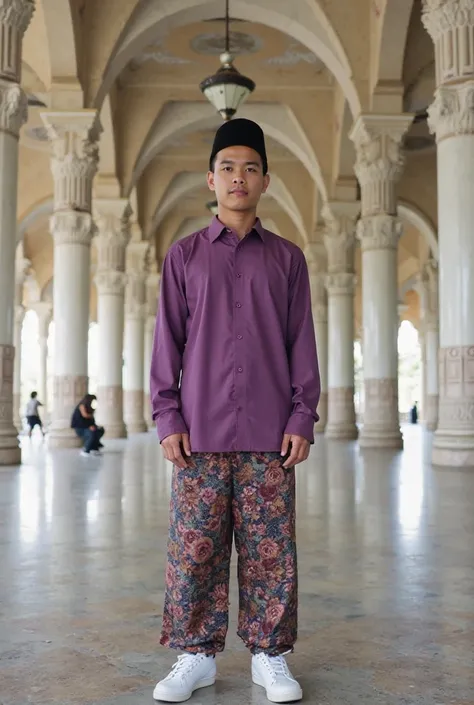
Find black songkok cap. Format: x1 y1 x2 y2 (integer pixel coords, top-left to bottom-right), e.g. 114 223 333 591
209 118 268 174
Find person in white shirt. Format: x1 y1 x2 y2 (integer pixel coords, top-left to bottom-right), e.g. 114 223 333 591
25 391 45 438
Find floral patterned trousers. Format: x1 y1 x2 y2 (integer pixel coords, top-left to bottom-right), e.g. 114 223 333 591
160 452 298 656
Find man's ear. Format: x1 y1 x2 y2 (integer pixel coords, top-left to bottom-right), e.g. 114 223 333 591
262 173 270 194
207 170 216 192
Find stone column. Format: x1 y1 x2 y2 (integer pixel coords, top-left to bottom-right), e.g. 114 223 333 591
323 202 358 440
41 110 100 447
144 246 160 430
94 199 131 438
422 0 474 465
12 256 30 430
305 243 328 433
0 0 34 465
123 241 148 434
350 114 412 448
33 302 52 414
419 259 439 431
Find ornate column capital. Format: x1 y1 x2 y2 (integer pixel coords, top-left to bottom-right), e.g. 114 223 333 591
0 81 28 137
95 270 127 297
326 272 357 296
356 214 403 251
51 211 95 246
40 110 101 213
428 81 474 140
322 201 358 274
0 0 34 83
350 114 412 215
422 1 474 84
94 198 132 273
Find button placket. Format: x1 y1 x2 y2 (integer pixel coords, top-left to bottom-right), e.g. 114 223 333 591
234 246 245 423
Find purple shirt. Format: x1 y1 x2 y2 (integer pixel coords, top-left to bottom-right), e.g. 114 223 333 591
150 217 320 452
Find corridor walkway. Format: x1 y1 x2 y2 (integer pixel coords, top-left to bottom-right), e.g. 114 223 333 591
0 428 473 704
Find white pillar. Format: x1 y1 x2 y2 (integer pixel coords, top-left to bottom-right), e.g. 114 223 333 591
41 111 100 448
0 0 34 465
351 114 412 449
419 259 439 431
305 243 328 433
123 241 148 434
144 246 160 430
323 202 358 440
422 0 474 465
12 256 30 431
33 302 52 415
94 199 131 438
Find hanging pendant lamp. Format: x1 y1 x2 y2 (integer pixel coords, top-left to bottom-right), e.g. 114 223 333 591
199 0 256 121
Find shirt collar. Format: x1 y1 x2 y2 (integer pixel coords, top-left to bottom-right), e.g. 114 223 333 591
208 216 266 243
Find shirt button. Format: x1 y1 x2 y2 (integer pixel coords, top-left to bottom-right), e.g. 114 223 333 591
238 367 243 373
236 302 242 308
236 273 242 278
237 335 243 340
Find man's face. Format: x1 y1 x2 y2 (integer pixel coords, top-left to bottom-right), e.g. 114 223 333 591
207 145 270 212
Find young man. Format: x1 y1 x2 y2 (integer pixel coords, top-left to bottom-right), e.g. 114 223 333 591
150 118 320 703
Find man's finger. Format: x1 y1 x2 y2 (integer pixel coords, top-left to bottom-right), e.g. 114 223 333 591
283 438 301 468
182 435 192 457
281 434 291 456
171 442 188 468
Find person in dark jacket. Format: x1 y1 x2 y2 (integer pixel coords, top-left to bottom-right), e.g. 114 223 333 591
71 394 104 456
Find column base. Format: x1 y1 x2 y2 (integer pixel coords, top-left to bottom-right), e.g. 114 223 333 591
360 378 403 449
314 392 327 434
433 347 474 467
49 375 88 448
424 394 438 432
97 386 127 438
325 388 358 440
124 390 147 434
0 345 21 466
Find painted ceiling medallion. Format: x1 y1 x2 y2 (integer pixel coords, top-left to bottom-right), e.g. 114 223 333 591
265 42 324 68
131 39 192 68
191 30 262 56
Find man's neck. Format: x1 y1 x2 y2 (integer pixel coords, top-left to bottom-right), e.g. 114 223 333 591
217 208 258 240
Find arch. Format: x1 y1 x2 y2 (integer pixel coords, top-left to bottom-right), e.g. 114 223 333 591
17 198 54 244
94 0 360 116
149 171 307 243
98 95 118 178
129 102 327 201
372 0 414 92
331 91 357 199
41 0 81 89
398 200 438 261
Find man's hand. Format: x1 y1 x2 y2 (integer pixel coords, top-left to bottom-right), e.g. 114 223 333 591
281 434 310 468
162 433 192 469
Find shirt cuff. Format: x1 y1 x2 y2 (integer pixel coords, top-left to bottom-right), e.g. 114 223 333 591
155 410 189 443
284 412 316 444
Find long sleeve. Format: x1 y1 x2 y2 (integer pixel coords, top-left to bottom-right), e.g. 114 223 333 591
150 247 189 442
284 249 321 443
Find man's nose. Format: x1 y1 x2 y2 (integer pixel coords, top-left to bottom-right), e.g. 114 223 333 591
233 174 245 183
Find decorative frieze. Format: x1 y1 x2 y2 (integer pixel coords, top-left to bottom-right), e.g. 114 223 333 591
95 270 127 297
356 214 403 251
428 81 474 140
0 0 34 83
51 211 95 247
94 198 132 272
0 80 27 137
437 346 474 427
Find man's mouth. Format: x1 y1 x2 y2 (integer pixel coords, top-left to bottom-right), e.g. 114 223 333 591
230 189 248 196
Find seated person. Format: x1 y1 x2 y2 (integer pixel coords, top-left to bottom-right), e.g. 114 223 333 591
71 394 104 456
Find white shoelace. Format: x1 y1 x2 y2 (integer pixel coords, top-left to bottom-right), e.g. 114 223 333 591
259 652 292 682
169 654 204 679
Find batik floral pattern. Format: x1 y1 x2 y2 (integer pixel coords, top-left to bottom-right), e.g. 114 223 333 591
160 452 297 655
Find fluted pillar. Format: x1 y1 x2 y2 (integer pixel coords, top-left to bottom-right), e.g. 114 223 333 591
144 246 160 430
422 0 474 465
123 241 148 434
0 0 34 465
305 243 328 433
41 110 100 447
350 114 412 449
94 199 131 438
323 202 358 440
419 259 439 431
32 302 52 415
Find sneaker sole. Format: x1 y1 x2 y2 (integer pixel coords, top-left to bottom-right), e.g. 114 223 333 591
153 675 216 702
252 672 303 703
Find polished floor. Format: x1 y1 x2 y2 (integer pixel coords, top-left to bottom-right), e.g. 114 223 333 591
1 426 474 704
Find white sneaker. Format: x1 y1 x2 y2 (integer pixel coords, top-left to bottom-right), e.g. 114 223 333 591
153 653 216 702
252 652 302 703
91 450 102 456
80 450 91 457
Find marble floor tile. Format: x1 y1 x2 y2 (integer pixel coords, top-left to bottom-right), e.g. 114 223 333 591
1 425 474 704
